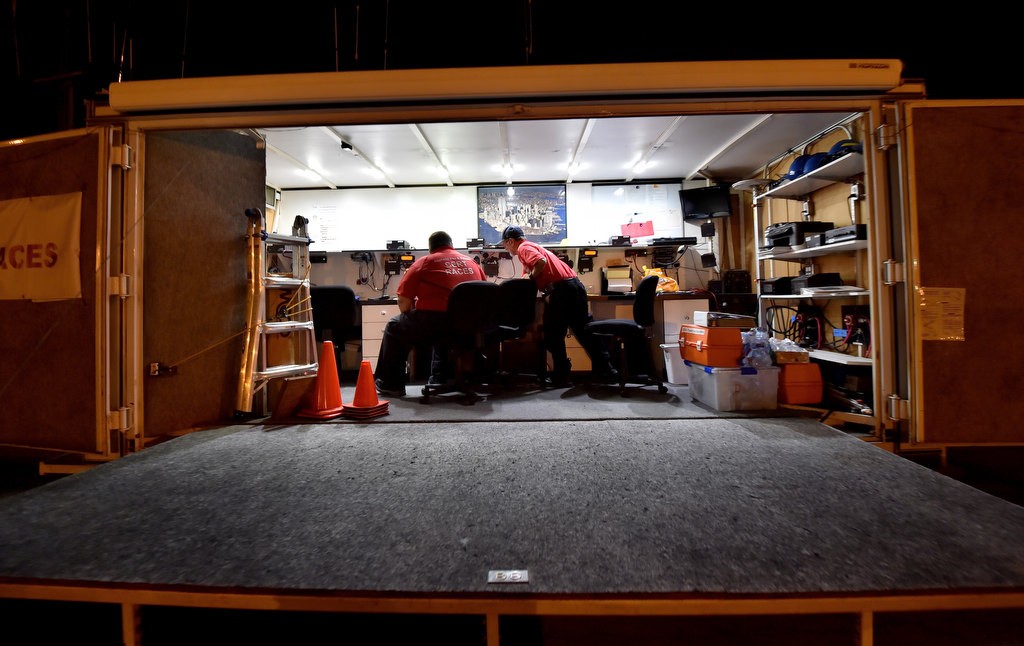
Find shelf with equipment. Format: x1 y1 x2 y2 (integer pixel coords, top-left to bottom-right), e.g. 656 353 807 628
808 349 871 367
761 292 871 367
757 238 868 261
759 290 869 301
755 152 864 202
744 131 880 436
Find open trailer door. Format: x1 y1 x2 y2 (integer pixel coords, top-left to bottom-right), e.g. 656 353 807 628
898 100 1024 445
136 129 267 441
0 127 123 461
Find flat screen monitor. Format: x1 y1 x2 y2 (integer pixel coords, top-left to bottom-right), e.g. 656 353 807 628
680 185 733 221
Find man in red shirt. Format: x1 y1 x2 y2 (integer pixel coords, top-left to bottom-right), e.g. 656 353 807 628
500 225 616 387
374 231 486 397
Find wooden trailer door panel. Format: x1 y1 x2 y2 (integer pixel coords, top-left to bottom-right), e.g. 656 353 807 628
138 130 266 441
899 101 1024 444
0 128 120 457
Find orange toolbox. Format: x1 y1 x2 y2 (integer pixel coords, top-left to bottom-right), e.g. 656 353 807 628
679 324 743 368
779 362 824 404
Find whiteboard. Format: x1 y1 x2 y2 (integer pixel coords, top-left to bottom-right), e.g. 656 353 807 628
277 182 688 251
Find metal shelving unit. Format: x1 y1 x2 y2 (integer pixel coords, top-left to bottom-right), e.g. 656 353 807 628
755 153 864 201
757 238 868 262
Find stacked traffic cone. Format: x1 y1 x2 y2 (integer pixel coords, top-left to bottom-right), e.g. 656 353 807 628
342 360 389 419
297 341 345 420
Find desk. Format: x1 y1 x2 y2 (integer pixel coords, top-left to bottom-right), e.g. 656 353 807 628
358 293 711 382
563 293 710 375
359 299 399 373
359 298 434 379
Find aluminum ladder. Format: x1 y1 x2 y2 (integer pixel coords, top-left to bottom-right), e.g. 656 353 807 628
235 208 319 416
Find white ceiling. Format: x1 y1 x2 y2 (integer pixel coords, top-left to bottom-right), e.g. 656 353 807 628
261 111 858 191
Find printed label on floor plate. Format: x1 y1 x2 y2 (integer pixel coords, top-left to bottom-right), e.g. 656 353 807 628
487 569 529 584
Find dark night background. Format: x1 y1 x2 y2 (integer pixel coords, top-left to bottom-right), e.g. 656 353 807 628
1 1 1022 141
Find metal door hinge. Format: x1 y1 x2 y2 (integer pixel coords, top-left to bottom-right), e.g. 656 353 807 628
108 274 131 298
886 395 909 422
882 259 904 286
107 407 132 432
110 144 133 170
874 124 898 151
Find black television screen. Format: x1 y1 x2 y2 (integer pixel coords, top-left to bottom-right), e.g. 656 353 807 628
680 185 733 221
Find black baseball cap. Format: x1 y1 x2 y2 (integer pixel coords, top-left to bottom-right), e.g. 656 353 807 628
501 225 524 240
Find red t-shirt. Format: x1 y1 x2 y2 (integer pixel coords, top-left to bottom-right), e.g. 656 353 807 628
396 246 486 311
515 240 575 292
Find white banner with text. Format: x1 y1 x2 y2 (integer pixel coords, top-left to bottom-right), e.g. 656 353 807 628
0 192 82 300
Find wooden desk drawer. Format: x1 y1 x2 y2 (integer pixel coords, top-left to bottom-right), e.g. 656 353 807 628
362 319 390 341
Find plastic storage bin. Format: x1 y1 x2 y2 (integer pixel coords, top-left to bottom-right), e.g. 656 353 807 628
685 360 779 411
779 362 823 404
660 344 688 385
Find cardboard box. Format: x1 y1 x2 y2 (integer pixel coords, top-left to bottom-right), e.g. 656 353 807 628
773 350 810 364
685 361 779 411
779 363 823 404
679 324 743 368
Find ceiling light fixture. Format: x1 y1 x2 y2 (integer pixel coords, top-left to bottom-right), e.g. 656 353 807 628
623 116 684 183
566 119 595 184
321 126 396 188
266 142 337 189
499 122 514 184
409 124 454 187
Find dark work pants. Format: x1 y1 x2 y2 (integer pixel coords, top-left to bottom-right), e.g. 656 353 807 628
374 309 448 387
543 278 614 377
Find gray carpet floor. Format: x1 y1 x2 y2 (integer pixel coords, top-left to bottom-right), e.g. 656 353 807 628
2 415 1023 598
311 379 794 424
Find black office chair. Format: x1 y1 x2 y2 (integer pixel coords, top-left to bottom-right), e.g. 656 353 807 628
420 280 502 403
495 278 546 386
310 285 359 375
584 274 667 396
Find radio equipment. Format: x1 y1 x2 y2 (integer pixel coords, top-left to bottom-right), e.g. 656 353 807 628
760 276 794 296
824 224 868 244
790 273 843 292
764 221 835 247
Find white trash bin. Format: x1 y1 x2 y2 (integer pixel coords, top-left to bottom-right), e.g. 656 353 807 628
660 343 688 385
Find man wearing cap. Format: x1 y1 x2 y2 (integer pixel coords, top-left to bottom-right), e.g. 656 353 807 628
374 230 486 397
500 225 617 387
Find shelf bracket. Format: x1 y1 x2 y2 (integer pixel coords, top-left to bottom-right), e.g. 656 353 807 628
801 197 814 220
847 181 864 225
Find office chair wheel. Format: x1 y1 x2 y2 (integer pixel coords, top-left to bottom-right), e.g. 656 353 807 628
658 383 668 394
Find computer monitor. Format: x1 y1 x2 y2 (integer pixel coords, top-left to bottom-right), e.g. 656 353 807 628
680 184 733 222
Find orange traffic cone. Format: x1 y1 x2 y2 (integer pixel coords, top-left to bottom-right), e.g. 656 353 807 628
297 341 344 419
343 360 389 419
